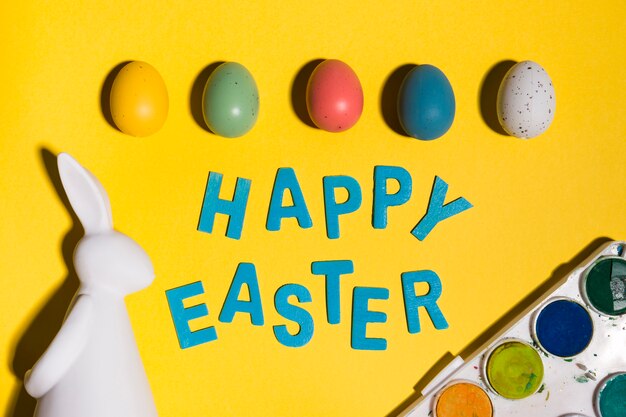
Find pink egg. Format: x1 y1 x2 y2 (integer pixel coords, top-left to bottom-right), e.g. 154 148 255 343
306 59 363 132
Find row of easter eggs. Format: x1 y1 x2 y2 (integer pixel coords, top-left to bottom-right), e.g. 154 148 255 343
108 59 555 139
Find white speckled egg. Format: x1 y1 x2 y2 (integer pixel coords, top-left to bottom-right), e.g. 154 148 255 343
497 61 555 139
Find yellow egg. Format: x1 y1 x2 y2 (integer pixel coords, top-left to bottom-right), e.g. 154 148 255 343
109 61 168 136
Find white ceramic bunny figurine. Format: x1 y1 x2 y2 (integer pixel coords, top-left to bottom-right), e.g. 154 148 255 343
24 153 158 417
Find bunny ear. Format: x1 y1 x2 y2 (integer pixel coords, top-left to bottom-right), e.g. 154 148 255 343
57 153 113 235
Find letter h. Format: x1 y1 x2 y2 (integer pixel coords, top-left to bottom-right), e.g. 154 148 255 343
198 172 251 240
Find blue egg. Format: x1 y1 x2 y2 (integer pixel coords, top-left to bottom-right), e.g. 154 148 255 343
397 65 455 140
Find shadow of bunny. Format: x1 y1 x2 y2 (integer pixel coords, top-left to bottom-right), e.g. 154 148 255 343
5 148 82 417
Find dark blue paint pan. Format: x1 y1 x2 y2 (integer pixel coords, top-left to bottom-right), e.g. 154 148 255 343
533 298 594 358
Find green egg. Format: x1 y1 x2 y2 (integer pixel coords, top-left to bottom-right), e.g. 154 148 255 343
202 62 259 138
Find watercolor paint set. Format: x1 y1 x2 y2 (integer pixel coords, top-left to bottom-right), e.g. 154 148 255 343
399 240 626 417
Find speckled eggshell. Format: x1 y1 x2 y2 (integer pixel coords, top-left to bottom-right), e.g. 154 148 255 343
497 61 556 139
202 62 259 138
306 59 363 132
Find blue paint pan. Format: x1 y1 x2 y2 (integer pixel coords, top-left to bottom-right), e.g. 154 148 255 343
533 298 594 358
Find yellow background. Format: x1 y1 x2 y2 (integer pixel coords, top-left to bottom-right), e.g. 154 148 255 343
1 1 625 416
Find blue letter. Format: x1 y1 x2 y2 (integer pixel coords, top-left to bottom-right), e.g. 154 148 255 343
351 287 389 351
165 281 217 349
401 270 448 333
411 176 472 240
311 260 354 324
219 263 264 325
198 171 251 240
373 166 412 229
273 284 314 348
323 175 362 239
266 168 313 231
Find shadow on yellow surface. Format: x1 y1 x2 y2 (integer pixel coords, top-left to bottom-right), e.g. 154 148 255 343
380 63 416 137
478 60 517 136
189 61 226 134
291 58 324 129
5 149 82 417
100 61 131 134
